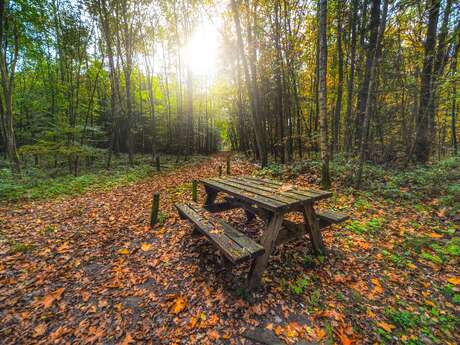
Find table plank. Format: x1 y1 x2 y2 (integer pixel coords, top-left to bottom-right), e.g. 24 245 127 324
200 178 286 211
227 176 315 202
212 178 300 204
243 176 332 201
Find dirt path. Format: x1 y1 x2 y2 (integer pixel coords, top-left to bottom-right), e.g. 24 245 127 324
0 154 458 344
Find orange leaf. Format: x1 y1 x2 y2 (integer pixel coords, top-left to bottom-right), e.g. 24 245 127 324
428 232 442 239
170 296 186 314
33 324 47 337
447 277 460 285
377 321 395 332
118 248 129 255
208 330 220 340
335 327 352 345
140 243 153 252
120 334 134 345
38 287 65 309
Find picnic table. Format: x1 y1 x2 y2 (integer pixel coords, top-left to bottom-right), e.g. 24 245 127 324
175 176 348 289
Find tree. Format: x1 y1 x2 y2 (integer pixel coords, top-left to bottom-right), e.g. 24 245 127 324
0 0 21 172
414 0 440 163
318 0 330 189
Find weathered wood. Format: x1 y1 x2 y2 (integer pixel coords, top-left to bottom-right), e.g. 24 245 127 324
302 203 325 255
226 156 231 175
192 180 198 202
222 197 271 222
317 209 349 224
214 178 300 204
247 213 284 289
227 176 320 202
175 203 264 264
150 192 160 226
204 186 218 206
155 156 161 172
243 176 332 201
200 178 286 211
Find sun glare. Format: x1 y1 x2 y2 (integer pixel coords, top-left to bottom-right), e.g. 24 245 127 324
186 21 220 77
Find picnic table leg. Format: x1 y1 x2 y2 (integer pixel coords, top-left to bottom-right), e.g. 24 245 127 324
302 203 325 255
244 210 256 223
204 186 218 206
247 212 283 289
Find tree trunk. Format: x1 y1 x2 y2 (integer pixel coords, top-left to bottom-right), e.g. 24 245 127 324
318 0 330 189
332 0 343 156
0 0 20 173
414 0 440 163
231 0 267 167
356 0 388 187
344 0 358 153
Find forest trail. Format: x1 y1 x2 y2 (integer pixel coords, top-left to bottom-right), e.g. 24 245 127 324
0 155 458 344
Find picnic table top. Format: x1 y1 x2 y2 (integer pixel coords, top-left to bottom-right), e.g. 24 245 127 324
199 176 332 212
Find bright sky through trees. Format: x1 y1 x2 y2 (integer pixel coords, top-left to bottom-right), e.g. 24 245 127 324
186 19 221 77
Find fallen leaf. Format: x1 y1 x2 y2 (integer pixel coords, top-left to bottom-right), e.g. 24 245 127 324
315 326 326 340
278 184 294 192
274 325 284 336
37 287 65 309
140 242 153 252
208 329 220 340
120 333 134 345
447 277 460 285
428 232 443 238
377 321 395 332
170 296 186 314
33 324 47 337
118 248 129 255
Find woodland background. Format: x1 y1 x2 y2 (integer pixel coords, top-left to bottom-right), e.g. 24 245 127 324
0 0 458 184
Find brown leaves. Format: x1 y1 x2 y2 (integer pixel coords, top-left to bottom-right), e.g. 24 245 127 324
35 287 65 309
33 324 47 338
278 184 294 192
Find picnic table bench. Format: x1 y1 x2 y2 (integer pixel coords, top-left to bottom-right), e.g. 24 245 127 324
175 176 348 289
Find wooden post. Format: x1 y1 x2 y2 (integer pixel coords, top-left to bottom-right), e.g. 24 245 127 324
302 203 325 255
218 166 222 177
156 156 161 172
247 213 284 289
192 180 197 202
150 192 160 227
226 156 231 175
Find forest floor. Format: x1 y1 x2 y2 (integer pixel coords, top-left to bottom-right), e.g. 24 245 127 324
0 153 459 345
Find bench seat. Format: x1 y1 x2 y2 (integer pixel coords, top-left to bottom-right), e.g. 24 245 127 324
317 209 349 228
175 203 265 264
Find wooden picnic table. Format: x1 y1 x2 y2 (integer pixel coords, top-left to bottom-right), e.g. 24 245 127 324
198 176 334 289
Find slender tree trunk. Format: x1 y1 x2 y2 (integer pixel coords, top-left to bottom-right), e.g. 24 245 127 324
414 0 440 163
318 0 330 189
356 0 388 187
344 0 357 153
332 0 343 156
356 0 381 148
231 0 267 167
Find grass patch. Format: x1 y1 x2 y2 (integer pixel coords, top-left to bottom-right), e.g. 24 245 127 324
0 154 205 202
10 242 35 254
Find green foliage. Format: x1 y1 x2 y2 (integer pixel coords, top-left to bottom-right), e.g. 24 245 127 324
254 163 284 178
345 217 385 235
385 308 419 330
289 276 310 295
10 242 35 254
0 157 155 202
